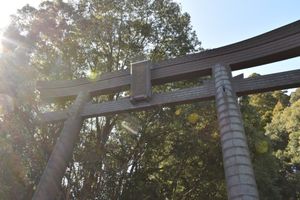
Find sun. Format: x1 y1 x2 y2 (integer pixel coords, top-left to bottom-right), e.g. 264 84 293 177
0 0 41 30
0 0 40 54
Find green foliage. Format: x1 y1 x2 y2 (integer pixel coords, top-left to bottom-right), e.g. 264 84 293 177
266 98 300 199
0 0 299 199
1 0 203 199
247 90 289 127
266 99 300 160
290 88 300 104
117 102 226 199
240 95 282 200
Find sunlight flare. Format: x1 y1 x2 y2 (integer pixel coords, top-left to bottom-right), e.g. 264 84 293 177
0 94 14 115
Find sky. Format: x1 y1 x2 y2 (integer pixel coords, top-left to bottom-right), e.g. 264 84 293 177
0 0 40 30
176 0 300 77
0 0 299 78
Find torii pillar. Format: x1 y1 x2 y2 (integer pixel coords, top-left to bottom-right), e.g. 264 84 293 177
213 64 259 200
32 91 91 200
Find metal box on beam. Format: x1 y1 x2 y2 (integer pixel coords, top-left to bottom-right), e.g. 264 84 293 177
130 60 152 103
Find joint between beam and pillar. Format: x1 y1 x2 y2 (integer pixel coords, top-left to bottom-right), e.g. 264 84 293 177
216 97 237 106
215 91 235 101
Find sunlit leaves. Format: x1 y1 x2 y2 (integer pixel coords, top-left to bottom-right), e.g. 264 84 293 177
266 99 300 163
187 112 199 124
255 140 269 154
3 0 300 199
87 70 100 81
175 108 181 116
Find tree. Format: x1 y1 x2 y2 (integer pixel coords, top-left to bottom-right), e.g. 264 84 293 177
1 0 203 199
290 88 300 104
239 95 282 200
265 91 300 199
2 0 299 199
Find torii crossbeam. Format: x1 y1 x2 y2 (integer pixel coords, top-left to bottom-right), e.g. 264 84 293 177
33 20 300 200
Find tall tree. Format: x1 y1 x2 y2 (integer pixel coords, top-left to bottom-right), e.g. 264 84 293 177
0 0 202 199
265 96 300 199
2 1 299 199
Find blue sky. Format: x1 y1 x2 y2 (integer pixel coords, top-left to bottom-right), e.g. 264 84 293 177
177 0 300 77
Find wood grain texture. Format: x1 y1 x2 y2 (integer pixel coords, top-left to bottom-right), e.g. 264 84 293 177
213 64 259 200
40 69 300 122
33 92 91 200
37 20 300 99
130 61 152 102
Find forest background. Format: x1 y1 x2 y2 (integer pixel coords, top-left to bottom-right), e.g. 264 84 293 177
0 0 299 199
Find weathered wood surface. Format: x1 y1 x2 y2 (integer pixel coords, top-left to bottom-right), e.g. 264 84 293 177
130 61 152 102
37 20 300 99
214 64 259 200
40 69 300 122
33 91 91 200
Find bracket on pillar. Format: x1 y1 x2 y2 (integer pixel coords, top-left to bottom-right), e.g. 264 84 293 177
130 60 152 103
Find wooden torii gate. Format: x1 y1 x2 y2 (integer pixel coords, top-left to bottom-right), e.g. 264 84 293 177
33 20 300 200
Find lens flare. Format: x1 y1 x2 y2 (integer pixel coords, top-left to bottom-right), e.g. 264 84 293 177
1 35 20 48
0 94 14 115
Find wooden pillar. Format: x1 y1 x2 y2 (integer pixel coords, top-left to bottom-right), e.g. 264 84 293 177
213 64 259 200
33 91 90 200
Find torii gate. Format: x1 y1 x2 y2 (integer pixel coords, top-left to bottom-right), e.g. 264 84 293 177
33 20 300 200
